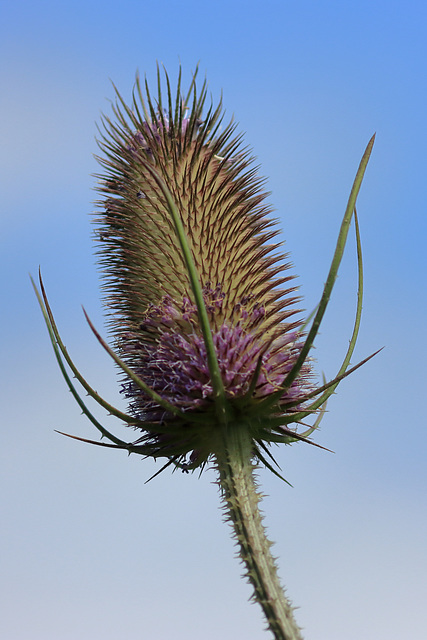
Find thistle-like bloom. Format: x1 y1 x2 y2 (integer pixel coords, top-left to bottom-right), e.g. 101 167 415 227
34 66 375 640
92 71 322 472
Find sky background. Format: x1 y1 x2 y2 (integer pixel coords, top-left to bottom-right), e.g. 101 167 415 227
1 1 426 639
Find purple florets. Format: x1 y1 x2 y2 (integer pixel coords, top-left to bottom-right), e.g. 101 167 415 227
126 109 201 159
121 287 310 423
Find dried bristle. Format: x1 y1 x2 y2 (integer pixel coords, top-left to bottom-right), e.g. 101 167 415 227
94 69 301 344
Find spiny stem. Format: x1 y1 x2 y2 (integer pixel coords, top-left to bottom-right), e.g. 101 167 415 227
215 428 303 640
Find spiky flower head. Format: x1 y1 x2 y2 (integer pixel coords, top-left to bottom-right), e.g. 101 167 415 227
34 66 375 478
92 68 319 471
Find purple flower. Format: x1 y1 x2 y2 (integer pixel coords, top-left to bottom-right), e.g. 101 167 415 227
35 67 375 477
121 285 311 420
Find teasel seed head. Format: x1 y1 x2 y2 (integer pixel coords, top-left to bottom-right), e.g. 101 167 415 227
34 65 376 477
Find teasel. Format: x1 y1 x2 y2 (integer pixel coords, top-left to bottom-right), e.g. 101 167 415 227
33 65 376 640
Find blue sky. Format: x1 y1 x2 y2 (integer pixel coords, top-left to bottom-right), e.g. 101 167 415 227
1 1 426 638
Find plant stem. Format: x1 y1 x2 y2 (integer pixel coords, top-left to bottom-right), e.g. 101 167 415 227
215 427 303 640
